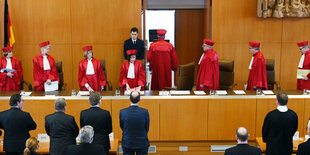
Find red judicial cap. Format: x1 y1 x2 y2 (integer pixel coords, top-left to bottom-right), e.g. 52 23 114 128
297 41 308 47
249 41 260 48
203 39 215 46
82 46 92 51
39 41 50 48
126 49 137 55
2 46 13 52
157 29 167 37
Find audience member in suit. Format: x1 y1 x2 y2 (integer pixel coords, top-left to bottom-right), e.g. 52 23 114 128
23 137 40 155
224 127 262 155
66 125 106 155
262 92 298 155
0 129 2 136
80 92 112 154
123 27 145 60
120 91 150 155
45 98 79 155
0 94 37 155
297 119 310 155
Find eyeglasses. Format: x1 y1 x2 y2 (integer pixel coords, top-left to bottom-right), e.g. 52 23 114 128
300 47 305 51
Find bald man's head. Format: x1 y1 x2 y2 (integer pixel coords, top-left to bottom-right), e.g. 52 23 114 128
236 127 249 142
130 91 140 104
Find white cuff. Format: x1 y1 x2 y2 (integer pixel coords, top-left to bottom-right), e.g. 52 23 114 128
85 83 90 88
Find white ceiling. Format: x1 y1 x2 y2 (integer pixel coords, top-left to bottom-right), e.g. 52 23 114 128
146 0 206 9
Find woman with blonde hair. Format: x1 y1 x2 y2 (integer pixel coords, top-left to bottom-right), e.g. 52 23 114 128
24 137 40 155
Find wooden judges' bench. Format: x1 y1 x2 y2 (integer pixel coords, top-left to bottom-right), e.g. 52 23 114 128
0 90 309 154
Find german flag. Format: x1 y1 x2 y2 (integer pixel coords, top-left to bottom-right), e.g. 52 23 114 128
4 0 15 47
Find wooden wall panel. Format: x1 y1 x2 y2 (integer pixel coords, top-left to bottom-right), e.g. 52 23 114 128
256 98 305 137
304 99 310 136
208 99 256 140
175 9 205 82
212 0 310 90
0 0 141 90
160 99 208 140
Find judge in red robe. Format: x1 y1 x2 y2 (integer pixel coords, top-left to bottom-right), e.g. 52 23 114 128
0 47 23 91
196 39 219 90
33 41 59 91
297 41 310 90
78 46 106 91
147 29 178 90
246 42 268 90
119 49 146 91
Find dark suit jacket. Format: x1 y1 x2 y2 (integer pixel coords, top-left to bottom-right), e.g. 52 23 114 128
224 144 262 155
0 130 2 136
80 107 112 151
45 112 79 155
123 38 145 60
66 143 107 155
297 138 310 155
0 108 36 153
120 105 149 149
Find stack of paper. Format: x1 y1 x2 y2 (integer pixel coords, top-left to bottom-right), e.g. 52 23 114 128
216 90 227 95
193 91 206 95
124 91 145 95
78 91 90 96
169 90 191 95
44 81 59 92
262 90 274 95
20 92 32 96
234 90 246 95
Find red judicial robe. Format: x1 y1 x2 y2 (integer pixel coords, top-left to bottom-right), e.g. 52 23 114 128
119 60 146 90
246 51 268 90
0 57 23 91
33 54 59 91
147 38 178 90
297 50 310 90
78 58 106 91
196 49 219 90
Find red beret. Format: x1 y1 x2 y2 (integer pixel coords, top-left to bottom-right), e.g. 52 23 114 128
2 46 13 52
82 46 92 51
203 39 215 46
249 41 260 48
297 41 308 47
126 49 137 55
157 29 167 37
39 41 50 48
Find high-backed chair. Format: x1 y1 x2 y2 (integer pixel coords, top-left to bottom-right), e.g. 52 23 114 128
19 60 32 91
100 60 112 91
56 61 66 91
219 59 236 90
176 62 195 90
265 59 280 90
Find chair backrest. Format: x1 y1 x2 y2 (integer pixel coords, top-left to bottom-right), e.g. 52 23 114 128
56 61 64 90
219 59 234 90
100 60 107 81
265 59 275 90
177 62 195 90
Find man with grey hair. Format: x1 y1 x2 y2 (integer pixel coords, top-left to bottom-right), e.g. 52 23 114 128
120 91 150 155
297 41 310 90
45 98 79 155
297 119 310 154
66 125 106 155
80 92 112 154
224 127 262 155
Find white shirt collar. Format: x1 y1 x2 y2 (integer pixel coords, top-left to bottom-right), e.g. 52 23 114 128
6 57 12 69
130 103 139 106
277 105 288 112
43 55 51 70
248 56 254 70
127 62 135 79
298 54 305 68
91 105 100 107
86 58 95 75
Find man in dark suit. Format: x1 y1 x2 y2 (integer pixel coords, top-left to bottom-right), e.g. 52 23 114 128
120 91 149 155
80 92 112 154
224 127 262 155
123 27 145 60
66 125 106 155
262 92 298 155
45 98 79 155
297 120 310 155
0 94 37 155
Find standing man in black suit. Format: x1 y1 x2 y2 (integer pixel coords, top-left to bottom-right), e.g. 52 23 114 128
0 94 37 155
80 92 112 154
297 119 310 155
123 27 145 60
224 127 262 155
66 125 106 155
262 92 298 155
45 98 79 155
120 91 150 155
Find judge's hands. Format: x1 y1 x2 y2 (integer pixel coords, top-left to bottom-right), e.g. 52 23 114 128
87 86 94 92
7 72 13 78
200 84 205 88
302 75 309 80
46 79 52 85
